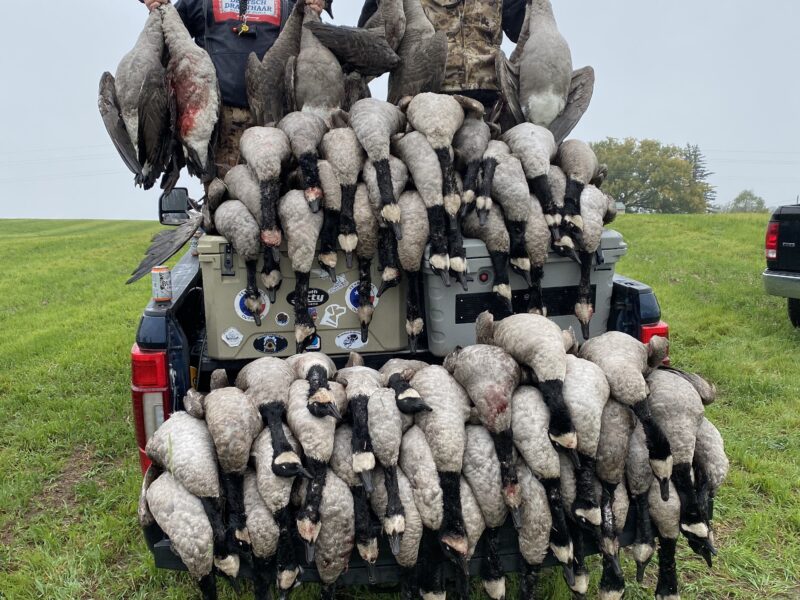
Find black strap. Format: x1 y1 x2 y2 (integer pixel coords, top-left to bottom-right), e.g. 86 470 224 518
238 0 248 21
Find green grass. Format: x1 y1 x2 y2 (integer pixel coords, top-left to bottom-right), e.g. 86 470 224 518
0 215 798 599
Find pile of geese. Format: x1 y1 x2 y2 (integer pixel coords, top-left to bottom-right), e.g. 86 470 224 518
102 0 608 345
140 322 728 600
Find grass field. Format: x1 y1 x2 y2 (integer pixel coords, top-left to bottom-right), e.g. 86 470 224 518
0 215 798 599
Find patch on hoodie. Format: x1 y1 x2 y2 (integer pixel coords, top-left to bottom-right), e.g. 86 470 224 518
213 0 281 25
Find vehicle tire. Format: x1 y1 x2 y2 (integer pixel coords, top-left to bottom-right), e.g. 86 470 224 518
789 298 800 328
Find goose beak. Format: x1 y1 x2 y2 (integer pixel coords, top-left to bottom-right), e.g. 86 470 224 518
455 270 469 291
298 465 314 480
565 248 581 264
322 264 337 283
397 395 432 414
580 320 591 340
434 268 451 287
266 288 277 304
251 308 262 327
549 224 561 242
360 470 374 494
390 221 403 241
325 402 342 421
307 196 321 214
636 556 653 583
408 334 418 355
478 209 489 226
389 532 402 556
272 247 282 263
568 448 581 469
346 252 354 269
517 269 533 287
659 478 670 502
378 277 399 297
510 506 522 530
459 202 470 220
324 0 333 18
460 556 470 576
561 563 576 587
610 554 623 579
366 561 378 584
360 323 369 343
304 540 316 564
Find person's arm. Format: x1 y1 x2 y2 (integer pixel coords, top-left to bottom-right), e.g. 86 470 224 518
502 0 527 44
358 0 379 28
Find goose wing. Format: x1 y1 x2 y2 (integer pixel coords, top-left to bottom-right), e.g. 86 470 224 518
302 21 400 77
98 72 141 179
390 31 448 104
509 1 532 65
343 72 371 112
284 55 298 114
137 67 172 190
494 50 524 126
246 53 267 126
127 212 204 284
548 66 595 145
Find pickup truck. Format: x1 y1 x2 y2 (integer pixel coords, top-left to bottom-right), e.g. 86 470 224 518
132 190 670 587
763 204 800 328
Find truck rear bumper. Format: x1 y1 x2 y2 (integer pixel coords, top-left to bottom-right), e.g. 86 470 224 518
763 269 800 299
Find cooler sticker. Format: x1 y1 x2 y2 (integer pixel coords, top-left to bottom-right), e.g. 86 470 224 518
287 288 329 308
320 304 347 328
275 312 290 327
312 268 331 280
335 331 367 351
305 335 322 352
234 289 270 323
253 334 288 354
221 327 244 348
345 282 380 313
213 0 281 25
327 274 349 295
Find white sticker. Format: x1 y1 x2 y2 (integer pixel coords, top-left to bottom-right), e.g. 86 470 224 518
345 282 380 313
221 327 244 348
320 304 347 328
311 268 331 280
327 274 350 295
234 289 270 323
335 331 367 350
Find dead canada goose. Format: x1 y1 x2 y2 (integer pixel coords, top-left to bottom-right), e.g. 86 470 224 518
246 2 304 126
556 139 602 234
353 184 380 341
278 111 329 212
453 110 492 216
396 191 430 353
99 10 170 190
388 0 448 104
350 99 408 240
495 0 595 144
358 0 407 51
463 205 514 316
159 3 220 181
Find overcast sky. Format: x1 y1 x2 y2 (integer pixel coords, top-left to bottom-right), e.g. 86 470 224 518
2 0 798 220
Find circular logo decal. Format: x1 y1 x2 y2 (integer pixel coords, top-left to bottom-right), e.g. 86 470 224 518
287 288 330 308
275 312 290 327
234 289 270 323
335 331 367 350
305 335 322 352
253 334 288 354
345 282 379 313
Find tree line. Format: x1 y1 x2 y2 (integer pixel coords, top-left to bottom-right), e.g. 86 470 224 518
590 138 769 213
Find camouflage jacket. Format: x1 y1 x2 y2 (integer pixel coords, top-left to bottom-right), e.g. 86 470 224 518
420 0 526 93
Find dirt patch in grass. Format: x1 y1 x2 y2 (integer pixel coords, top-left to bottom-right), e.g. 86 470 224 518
30 445 95 520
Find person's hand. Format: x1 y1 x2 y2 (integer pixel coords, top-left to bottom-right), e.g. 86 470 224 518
144 0 168 11
305 0 325 15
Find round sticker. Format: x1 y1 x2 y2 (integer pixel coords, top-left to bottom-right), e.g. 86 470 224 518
335 331 368 351
234 289 270 323
253 334 288 354
305 335 322 352
287 288 330 308
275 312 290 327
345 282 380 313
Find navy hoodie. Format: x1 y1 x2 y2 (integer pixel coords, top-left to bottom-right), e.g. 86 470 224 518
165 0 297 108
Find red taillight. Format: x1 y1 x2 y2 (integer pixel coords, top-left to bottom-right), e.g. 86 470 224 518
641 321 670 366
131 344 170 475
765 221 779 260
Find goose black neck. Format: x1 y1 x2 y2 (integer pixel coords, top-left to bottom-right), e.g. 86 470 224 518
274 506 298 576
298 152 321 189
340 184 357 235
252 555 275 600
384 465 406 520
542 477 572 558
489 250 510 287
527 266 545 313
406 269 422 321
574 454 599 520
578 251 593 303
221 471 246 534
358 257 373 312
378 226 399 271
490 429 519 492
672 462 704 531
480 157 498 201
320 207 340 255
246 260 259 295
600 480 617 543
321 581 338 600
693 461 711 524
600 554 625 597
481 527 504 583
656 537 679 598
437 471 467 553
434 146 458 201
200 496 228 557
528 173 555 215
565 178 584 210
463 160 481 197
351 485 374 546
507 220 528 261
198 573 218 600
260 179 280 232
260 402 292 452
634 492 654 546
537 380 575 440
299 458 328 526
633 401 672 463
373 158 396 209
399 566 420 600
521 563 540 600
350 394 375 455
262 245 279 274
427 205 449 257
419 528 446 597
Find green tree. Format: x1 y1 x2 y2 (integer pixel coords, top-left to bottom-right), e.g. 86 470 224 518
590 138 713 213
683 143 718 207
726 190 768 213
